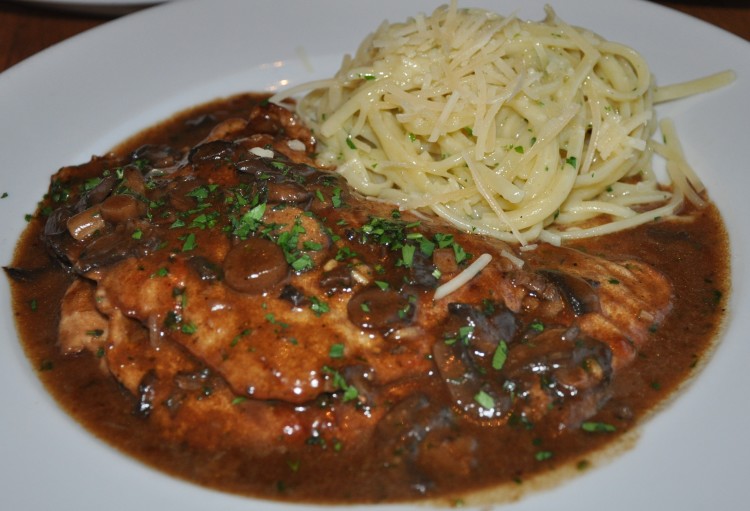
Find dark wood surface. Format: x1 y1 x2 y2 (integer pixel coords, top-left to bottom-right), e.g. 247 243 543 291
1 1 748 74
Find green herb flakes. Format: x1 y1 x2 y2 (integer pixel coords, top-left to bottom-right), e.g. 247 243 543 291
331 187 343 208
309 296 330 316
323 366 359 402
474 390 495 410
181 232 197 252
492 340 508 370
581 421 616 433
535 450 553 461
329 343 345 359
181 322 198 334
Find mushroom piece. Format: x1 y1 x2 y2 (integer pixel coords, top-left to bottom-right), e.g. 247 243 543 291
222 237 289 294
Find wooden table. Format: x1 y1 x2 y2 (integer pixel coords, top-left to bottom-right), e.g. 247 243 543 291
1 0 749 74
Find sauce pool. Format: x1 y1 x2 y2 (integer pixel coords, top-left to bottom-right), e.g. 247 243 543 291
6 93 731 505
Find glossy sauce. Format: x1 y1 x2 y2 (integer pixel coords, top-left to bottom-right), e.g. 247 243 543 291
6 94 730 505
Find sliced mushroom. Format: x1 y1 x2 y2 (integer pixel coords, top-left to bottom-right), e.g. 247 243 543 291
347 285 415 333
222 237 288 294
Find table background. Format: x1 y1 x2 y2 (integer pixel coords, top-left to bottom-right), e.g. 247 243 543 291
1 0 749 74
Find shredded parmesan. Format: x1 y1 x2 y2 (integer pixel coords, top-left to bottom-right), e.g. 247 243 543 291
250 147 274 159
500 249 524 268
286 139 306 152
350 268 371 285
434 253 493 300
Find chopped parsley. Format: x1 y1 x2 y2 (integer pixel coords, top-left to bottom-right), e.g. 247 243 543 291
232 202 266 239
374 280 389 291
323 366 359 402
265 313 289 330
331 187 343 208
445 325 474 346
359 216 469 267
334 246 357 261
492 340 508 370
308 296 330 316
181 232 197 252
151 267 169 278
474 390 495 410
581 421 616 433
276 217 316 273
399 244 416 268
181 322 198 334
530 320 545 332
535 451 553 461
186 184 218 201
329 343 345 359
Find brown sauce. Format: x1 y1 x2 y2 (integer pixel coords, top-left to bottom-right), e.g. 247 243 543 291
6 93 730 505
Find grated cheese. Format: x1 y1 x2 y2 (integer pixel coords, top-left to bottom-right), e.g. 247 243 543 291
250 147 274 159
434 253 493 300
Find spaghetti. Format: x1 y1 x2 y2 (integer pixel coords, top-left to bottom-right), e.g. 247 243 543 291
272 2 733 244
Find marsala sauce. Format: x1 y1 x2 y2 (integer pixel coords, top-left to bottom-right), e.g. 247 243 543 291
7 94 730 505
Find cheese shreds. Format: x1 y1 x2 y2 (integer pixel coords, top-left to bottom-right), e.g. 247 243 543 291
500 249 524 269
249 147 274 159
434 253 493 300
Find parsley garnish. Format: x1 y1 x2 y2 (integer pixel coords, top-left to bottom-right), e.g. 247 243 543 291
400 244 416 268
232 202 266 239
290 253 314 272
230 328 252 347
181 232 197 252
181 322 198 334
581 421 616 433
331 187 343 208
323 366 359 402
474 390 495 410
335 246 357 261
309 296 330 316
151 267 169 278
445 325 474 345
492 340 508 370
329 343 345 359
535 451 553 461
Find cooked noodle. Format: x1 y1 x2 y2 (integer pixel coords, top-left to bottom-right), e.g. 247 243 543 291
272 2 734 244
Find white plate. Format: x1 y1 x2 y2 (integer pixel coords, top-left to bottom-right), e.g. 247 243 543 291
1 1 748 510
